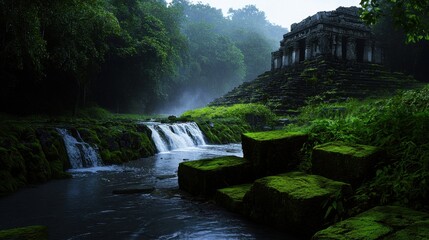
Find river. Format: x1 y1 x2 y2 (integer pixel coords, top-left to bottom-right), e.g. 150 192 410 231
0 144 296 239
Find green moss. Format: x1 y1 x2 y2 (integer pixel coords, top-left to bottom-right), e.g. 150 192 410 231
314 142 379 158
243 130 306 141
181 156 248 171
0 225 48 240
178 156 253 196
313 206 429 240
313 218 392 240
217 184 252 202
181 156 247 171
386 220 429 240
258 172 349 199
215 184 253 214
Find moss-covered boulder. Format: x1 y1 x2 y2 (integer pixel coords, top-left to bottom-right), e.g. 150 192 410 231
215 184 252 214
312 206 429 240
178 156 253 196
242 131 307 176
386 220 429 240
312 142 382 186
0 225 48 240
242 172 352 236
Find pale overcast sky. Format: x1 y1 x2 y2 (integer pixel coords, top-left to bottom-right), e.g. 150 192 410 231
168 0 361 29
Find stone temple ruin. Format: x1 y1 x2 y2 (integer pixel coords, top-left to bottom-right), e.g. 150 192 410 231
210 6 419 114
271 7 383 70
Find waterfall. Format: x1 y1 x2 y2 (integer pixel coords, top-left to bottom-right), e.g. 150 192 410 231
57 128 103 168
146 122 206 152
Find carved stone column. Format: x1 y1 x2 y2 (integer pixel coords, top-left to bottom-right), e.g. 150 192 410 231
346 37 356 60
363 40 372 62
319 33 330 56
278 49 283 69
305 39 312 60
282 46 289 67
293 42 300 64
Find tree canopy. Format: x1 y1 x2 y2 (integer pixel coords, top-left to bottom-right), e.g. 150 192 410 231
360 0 429 42
0 0 287 114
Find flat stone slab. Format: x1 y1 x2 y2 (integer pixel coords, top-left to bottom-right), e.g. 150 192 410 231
0 225 48 240
243 171 352 236
312 206 429 240
242 131 307 176
312 142 382 185
215 184 252 214
178 156 253 196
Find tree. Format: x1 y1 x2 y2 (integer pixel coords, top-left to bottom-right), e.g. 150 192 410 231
360 0 429 42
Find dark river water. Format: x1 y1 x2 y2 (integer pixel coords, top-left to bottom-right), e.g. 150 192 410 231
0 144 297 239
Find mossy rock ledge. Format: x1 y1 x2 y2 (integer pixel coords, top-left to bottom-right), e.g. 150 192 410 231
178 156 253 196
215 184 253 215
241 131 308 176
312 206 429 240
0 225 48 240
312 142 383 186
242 171 352 236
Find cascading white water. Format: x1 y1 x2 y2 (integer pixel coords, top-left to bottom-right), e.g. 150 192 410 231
57 128 103 168
147 125 169 153
147 122 206 152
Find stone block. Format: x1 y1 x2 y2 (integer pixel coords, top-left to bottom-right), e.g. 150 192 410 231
312 206 429 240
178 156 253 196
242 172 352 236
242 131 307 176
215 184 253 214
312 142 382 185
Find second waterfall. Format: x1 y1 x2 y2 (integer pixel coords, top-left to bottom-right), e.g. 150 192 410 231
147 122 206 152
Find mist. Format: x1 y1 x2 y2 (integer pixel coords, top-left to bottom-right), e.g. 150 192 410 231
152 2 287 115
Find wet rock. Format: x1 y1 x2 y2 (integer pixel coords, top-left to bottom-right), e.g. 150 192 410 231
312 142 383 186
312 206 429 240
242 130 307 176
112 186 155 194
215 184 252 214
242 172 351 236
0 225 48 240
178 156 253 196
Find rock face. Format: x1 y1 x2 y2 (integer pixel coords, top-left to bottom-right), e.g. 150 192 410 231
215 184 252 214
0 225 48 240
242 131 307 176
178 156 253 196
312 142 382 186
242 172 352 236
312 206 429 240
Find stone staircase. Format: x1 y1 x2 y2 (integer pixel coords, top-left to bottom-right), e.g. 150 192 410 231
210 57 421 115
177 130 429 238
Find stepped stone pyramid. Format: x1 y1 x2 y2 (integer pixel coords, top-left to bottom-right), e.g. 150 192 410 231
210 7 421 114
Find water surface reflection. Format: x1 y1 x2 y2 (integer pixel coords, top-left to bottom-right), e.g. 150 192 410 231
0 144 296 239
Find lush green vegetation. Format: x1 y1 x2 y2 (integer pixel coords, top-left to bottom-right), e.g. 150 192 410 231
0 113 156 195
360 0 429 43
0 0 285 115
181 104 276 143
284 84 429 210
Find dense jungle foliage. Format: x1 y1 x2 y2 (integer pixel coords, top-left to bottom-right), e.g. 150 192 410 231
0 0 285 114
285 85 429 211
